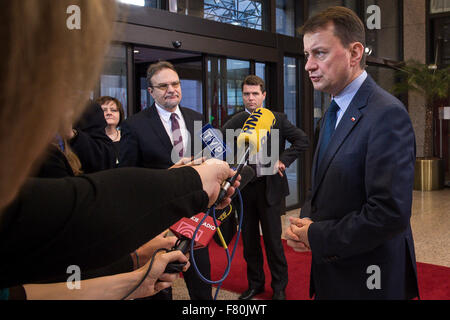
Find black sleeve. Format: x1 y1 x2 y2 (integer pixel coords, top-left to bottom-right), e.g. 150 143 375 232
70 101 116 172
35 145 74 178
118 120 141 168
0 166 208 288
80 254 134 280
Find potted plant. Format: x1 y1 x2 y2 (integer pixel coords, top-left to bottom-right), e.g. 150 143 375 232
392 60 450 190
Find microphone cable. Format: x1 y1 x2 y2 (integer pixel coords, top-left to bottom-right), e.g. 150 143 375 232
120 247 169 300
120 180 245 300
189 187 244 300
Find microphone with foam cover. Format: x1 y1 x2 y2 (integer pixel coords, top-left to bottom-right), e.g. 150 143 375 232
237 108 276 156
164 166 256 272
193 123 230 161
214 108 275 206
169 213 219 252
164 213 219 273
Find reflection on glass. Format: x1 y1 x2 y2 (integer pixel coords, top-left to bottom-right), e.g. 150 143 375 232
175 60 203 114
139 60 203 113
140 77 152 110
207 57 221 126
308 0 357 16
276 0 295 36
255 62 266 107
180 79 203 114
174 0 265 30
255 62 265 81
284 57 298 207
101 44 128 117
207 57 250 127
227 59 250 115
313 90 331 132
117 0 158 7
117 0 145 6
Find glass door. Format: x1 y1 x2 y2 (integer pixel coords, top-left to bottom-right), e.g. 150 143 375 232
284 56 301 207
206 56 270 127
206 57 251 127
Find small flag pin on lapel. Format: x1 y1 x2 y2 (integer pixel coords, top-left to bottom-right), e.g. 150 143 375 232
351 117 356 122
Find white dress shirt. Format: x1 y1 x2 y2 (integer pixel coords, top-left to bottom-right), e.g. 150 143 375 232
333 70 368 128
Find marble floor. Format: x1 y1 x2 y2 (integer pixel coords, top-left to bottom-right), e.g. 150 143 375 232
172 188 450 299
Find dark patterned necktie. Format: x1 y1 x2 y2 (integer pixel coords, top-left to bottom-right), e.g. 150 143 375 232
170 113 184 157
317 100 339 166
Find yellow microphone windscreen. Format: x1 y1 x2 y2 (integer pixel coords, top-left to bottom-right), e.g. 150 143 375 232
237 108 276 155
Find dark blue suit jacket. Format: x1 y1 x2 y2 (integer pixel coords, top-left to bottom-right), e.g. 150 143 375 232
119 104 204 169
301 75 419 299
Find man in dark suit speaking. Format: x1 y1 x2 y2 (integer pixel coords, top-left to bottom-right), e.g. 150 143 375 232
119 61 212 300
223 75 309 300
286 7 419 300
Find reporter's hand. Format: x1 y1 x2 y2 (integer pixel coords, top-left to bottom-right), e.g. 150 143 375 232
169 156 206 169
193 159 240 209
128 250 189 299
134 230 178 268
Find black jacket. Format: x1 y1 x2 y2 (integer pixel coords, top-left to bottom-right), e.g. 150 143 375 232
0 167 208 288
70 101 116 172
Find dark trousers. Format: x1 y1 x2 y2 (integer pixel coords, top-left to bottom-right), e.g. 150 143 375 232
241 178 288 292
183 246 212 300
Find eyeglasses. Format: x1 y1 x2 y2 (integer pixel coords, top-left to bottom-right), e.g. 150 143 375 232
151 81 181 91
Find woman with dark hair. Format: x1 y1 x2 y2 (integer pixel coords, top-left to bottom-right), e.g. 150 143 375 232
97 96 125 165
97 96 125 142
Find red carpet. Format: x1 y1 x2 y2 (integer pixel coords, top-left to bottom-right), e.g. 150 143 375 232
209 235 450 300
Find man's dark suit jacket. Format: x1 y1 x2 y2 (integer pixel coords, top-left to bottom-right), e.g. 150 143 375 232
222 110 309 206
119 104 203 168
301 75 419 300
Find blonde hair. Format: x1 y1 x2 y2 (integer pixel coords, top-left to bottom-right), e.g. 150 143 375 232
0 0 116 210
62 140 84 176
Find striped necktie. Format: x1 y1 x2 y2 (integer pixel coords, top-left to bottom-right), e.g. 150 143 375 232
170 113 184 157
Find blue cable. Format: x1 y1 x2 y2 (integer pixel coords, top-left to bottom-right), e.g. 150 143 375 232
189 187 244 300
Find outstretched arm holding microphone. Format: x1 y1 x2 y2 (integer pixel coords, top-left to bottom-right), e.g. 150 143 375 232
0 0 241 300
20 250 189 300
0 161 238 290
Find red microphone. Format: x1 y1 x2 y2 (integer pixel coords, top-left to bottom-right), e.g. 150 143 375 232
163 166 255 273
169 213 220 250
164 213 220 273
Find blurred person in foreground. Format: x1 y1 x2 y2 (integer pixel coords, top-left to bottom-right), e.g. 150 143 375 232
0 0 238 299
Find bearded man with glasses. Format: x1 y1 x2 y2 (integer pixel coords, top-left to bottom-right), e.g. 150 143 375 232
119 61 212 300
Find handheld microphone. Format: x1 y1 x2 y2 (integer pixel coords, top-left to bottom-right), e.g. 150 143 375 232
164 166 255 273
193 124 230 161
215 165 255 222
214 108 275 206
164 213 219 273
169 213 219 252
